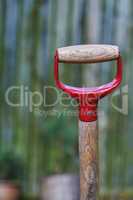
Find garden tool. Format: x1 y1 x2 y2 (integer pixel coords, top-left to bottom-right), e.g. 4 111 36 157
54 45 123 200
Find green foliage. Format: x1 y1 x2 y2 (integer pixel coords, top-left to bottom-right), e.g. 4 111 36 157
0 151 25 182
42 115 78 174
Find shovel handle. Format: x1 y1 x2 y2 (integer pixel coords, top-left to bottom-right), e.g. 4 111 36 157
79 120 98 200
54 45 122 200
57 44 119 64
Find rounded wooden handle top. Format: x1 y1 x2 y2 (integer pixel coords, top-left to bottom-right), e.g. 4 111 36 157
57 44 120 64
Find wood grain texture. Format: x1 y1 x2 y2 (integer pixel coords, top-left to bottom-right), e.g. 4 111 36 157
79 120 99 200
58 45 119 63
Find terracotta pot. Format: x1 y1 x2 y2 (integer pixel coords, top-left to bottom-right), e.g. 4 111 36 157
0 181 20 200
41 174 79 200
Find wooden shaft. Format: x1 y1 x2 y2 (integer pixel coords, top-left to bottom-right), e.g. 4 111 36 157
57 44 119 63
79 120 99 200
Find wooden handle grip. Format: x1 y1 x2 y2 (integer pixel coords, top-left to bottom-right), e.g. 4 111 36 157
57 44 119 64
79 120 99 200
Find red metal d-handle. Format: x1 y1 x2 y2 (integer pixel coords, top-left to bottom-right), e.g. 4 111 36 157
54 46 123 122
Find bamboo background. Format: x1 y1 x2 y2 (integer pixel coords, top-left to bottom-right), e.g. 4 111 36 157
0 0 131 199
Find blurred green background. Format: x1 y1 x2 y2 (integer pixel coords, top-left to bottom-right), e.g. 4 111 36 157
0 0 131 199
